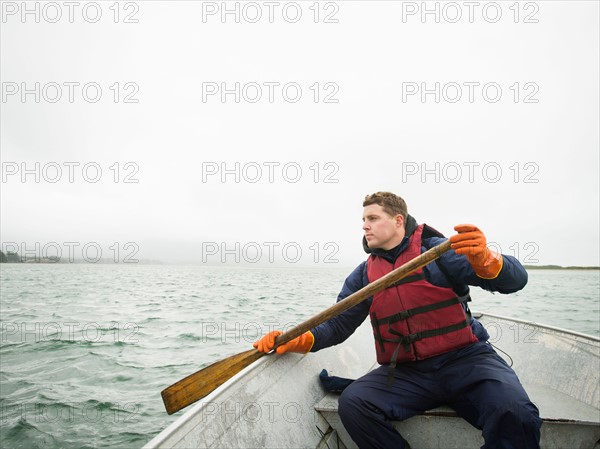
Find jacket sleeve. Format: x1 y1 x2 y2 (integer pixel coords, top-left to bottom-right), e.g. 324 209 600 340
310 261 371 352
424 237 528 293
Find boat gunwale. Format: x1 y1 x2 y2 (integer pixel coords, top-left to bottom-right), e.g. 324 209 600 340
473 311 600 342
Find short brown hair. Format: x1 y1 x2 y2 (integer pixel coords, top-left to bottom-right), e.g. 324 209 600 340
363 192 408 219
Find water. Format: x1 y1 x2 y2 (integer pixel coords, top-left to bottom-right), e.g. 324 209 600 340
0 264 598 449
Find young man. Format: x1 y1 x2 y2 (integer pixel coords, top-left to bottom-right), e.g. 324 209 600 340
254 192 541 449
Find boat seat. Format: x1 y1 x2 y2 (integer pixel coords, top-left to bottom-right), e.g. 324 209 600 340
314 383 600 449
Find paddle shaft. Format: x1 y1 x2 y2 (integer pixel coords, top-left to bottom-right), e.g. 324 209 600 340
272 239 451 348
161 240 451 414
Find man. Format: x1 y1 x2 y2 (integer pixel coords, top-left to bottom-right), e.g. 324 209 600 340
254 192 541 449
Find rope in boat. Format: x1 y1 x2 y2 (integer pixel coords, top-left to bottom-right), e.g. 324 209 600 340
315 424 339 449
488 342 514 367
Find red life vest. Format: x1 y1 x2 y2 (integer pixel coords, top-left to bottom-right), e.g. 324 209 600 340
368 224 478 366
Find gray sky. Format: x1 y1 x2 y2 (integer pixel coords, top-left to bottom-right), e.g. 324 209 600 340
1 1 599 267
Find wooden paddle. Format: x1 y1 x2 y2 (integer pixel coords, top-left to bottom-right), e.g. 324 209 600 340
161 240 451 414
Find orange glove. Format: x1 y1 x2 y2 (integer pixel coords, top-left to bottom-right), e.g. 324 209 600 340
449 224 504 279
253 330 315 354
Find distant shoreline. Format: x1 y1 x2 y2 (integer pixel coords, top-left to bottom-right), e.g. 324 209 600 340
1 261 599 270
524 265 600 270
1 251 599 270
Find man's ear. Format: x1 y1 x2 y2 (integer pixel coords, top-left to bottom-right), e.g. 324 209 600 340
396 214 405 228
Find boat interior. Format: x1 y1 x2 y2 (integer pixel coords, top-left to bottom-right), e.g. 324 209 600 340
145 313 600 449
315 313 600 449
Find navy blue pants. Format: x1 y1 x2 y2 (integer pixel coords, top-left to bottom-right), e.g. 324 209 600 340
338 342 541 449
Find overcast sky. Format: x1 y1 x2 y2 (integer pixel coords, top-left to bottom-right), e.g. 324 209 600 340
1 1 598 267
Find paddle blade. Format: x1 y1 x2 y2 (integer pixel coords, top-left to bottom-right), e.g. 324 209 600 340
161 348 265 415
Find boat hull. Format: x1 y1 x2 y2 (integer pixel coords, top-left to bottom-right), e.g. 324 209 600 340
145 313 600 449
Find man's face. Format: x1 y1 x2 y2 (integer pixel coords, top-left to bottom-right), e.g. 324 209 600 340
362 204 405 250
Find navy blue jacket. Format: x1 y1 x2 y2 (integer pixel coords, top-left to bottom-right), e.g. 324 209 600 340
310 219 528 353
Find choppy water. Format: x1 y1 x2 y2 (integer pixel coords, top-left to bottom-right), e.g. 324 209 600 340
0 264 598 449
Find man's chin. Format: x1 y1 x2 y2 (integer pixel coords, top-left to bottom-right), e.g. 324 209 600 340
366 239 379 248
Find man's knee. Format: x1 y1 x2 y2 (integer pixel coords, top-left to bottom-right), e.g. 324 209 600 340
482 398 541 448
338 384 364 423
504 399 541 431
484 396 539 421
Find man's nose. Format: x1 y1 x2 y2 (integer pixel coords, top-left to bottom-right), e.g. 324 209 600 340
362 221 370 230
